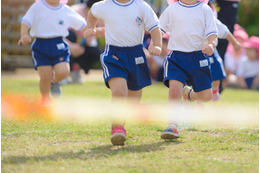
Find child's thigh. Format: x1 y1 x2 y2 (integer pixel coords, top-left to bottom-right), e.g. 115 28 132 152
108 77 128 95
169 80 184 99
195 88 212 102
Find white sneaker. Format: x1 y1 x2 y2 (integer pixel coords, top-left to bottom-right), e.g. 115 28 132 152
183 86 192 102
50 82 61 97
70 71 83 84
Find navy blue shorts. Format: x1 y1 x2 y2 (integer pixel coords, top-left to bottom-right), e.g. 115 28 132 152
209 49 226 81
100 44 151 91
163 51 212 92
31 37 70 70
245 77 255 88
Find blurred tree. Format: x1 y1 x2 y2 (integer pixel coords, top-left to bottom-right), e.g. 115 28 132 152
237 0 259 36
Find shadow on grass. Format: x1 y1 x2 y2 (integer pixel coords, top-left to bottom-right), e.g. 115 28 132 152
2 140 182 164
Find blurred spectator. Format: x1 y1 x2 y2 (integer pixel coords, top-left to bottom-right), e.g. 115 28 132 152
224 25 249 87
236 36 259 90
64 0 104 84
216 0 240 60
215 0 240 92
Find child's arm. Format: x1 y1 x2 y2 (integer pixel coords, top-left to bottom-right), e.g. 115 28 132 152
148 27 162 56
202 34 217 56
18 23 32 45
225 32 241 52
83 10 99 39
215 18 241 52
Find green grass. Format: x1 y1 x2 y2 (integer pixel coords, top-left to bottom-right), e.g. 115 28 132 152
1 79 259 173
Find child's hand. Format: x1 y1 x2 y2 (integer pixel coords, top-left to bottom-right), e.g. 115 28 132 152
18 34 32 45
83 28 96 39
148 45 162 56
95 27 105 38
202 43 214 56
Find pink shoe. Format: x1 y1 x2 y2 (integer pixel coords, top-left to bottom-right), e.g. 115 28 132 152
111 126 126 146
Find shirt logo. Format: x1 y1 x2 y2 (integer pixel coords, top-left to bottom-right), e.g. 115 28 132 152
59 20 64 25
136 17 143 26
60 57 64 61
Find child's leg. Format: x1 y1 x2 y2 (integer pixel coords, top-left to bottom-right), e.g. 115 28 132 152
169 80 184 101
50 62 70 97
53 62 70 83
128 89 142 102
37 66 53 103
108 77 128 99
161 80 182 140
108 77 128 146
188 88 212 102
212 80 220 101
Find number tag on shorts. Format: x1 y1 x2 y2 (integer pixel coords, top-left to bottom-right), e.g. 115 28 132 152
57 43 65 50
199 59 209 67
135 57 144 65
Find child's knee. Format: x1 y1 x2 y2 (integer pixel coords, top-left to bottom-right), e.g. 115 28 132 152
56 69 70 79
198 92 212 102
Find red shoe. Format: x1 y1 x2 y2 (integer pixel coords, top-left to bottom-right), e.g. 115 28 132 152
111 126 126 146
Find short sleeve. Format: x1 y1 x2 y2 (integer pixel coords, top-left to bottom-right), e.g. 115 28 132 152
159 7 170 34
204 6 218 38
142 2 159 33
91 1 105 19
216 18 229 39
67 7 86 30
22 4 36 28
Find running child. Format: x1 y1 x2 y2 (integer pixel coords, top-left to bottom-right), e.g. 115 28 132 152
84 0 162 146
206 0 241 101
18 0 86 105
159 0 218 139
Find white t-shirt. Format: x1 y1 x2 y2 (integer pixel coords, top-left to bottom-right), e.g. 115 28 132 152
22 0 86 38
91 0 159 47
159 1 218 52
237 59 259 78
216 18 229 39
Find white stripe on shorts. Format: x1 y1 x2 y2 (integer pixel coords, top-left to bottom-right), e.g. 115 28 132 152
31 39 37 67
101 44 110 78
164 52 171 78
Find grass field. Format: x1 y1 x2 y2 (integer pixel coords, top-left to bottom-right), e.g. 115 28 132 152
1 79 259 173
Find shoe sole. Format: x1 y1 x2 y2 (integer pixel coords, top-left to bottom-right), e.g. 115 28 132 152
111 133 126 146
161 132 180 140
